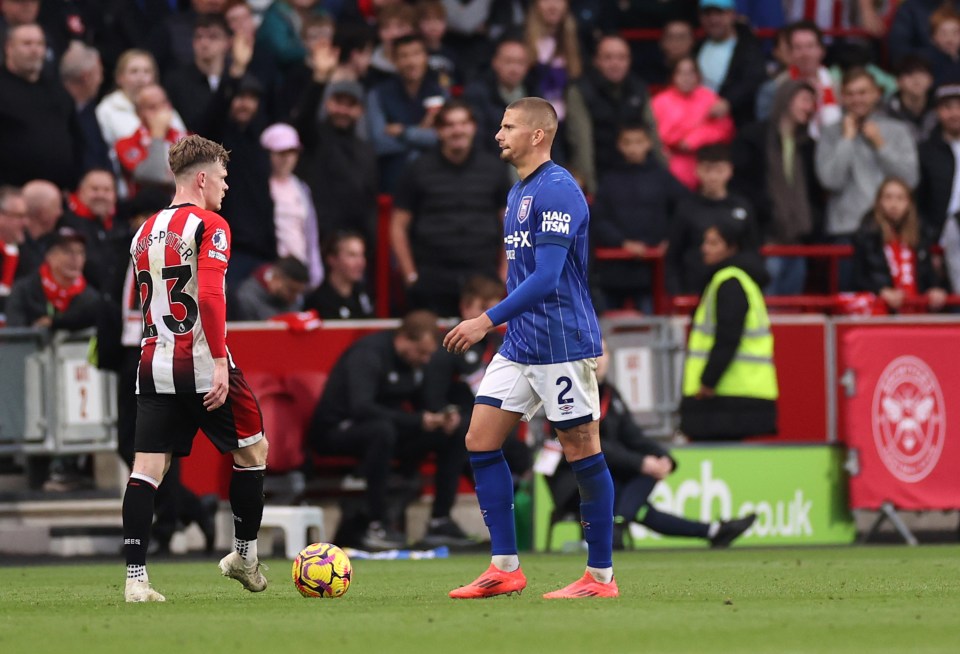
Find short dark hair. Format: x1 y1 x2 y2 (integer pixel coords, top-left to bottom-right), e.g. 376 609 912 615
398 309 438 341
617 120 649 137
334 22 376 62
784 20 824 48
322 229 365 261
895 54 933 77
273 256 309 284
194 12 231 36
696 143 731 164
841 66 878 89
436 98 475 127
393 34 426 53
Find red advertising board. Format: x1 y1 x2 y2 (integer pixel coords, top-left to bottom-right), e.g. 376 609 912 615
838 325 960 510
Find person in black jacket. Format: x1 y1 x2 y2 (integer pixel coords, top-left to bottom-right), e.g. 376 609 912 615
591 121 688 313
306 310 468 550
548 342 756 549
853 177 949 312
695 3 767 128
667 144 758 295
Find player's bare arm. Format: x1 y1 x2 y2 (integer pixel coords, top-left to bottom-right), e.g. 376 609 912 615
443 312 494 355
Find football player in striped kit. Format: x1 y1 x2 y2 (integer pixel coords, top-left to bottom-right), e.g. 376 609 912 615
122 135 269 602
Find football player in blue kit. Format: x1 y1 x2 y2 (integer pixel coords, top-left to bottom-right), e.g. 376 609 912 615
444 97 617 599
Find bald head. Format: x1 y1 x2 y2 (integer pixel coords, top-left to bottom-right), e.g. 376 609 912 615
22 180 63 237
506 97 559 137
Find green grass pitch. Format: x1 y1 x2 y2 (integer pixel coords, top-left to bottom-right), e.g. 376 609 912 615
1 546 958 654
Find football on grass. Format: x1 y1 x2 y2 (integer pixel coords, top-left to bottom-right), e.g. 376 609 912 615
291 542 352 598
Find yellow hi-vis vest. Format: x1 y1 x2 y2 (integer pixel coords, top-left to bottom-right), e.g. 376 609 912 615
682 266 778 400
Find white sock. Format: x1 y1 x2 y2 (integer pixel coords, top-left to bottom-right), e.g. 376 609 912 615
708 522 720 539
126 564 148 582
586 566 613 584
491 554 520 572
234 538 258 565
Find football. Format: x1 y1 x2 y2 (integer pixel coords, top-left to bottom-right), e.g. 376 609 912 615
291 542 352 598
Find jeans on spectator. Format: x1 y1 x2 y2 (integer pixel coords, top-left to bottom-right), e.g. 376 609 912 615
765 256 807 296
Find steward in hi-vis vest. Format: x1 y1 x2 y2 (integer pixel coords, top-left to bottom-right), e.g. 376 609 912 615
680 223 778 440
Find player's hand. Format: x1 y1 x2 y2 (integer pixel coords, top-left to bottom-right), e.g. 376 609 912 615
204 358 229 411
443 313 494 355
641 455 673 480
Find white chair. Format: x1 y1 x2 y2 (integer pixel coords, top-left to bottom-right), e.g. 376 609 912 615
260 505 325 559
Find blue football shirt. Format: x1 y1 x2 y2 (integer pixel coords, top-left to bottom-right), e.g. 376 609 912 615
498 161 603 365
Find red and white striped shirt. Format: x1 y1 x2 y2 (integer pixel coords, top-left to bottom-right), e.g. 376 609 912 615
131 204 231 394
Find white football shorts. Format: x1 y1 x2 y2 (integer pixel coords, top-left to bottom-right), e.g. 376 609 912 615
475 354 600 429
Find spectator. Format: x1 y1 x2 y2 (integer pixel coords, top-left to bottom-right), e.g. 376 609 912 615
735 0 785 30
95 49 187 154
0 24 79 189
462 37 535 159
260 123 322 287
924 4 960 87
650 19 696 86
6 226 100 329
548 341 757 549
63 169 119 290
565 34 663 195
302 230 374 320
668 144 757 295
232 256 311 321
417 0 458 90
306 310 468 550
0 186 28 323
815 67 919 285
0 0 56 76
114 84 187 199
331 21 376 86
679 220 777 441
917 83 960 292
591 122 688 313
224 0 280 91
756 20 841 134
784 0 886 37
441 0 503 80
289 44 379 253
696 0 767 127
523 0 583 133
652 57 735 190
853 177 949 312
731 81 823 295
889 0 949 66
148 0 229 74
391 99 511 317
255 0 329 72
194 54 276 285
368 3 416 85
59 42 111 174
18 179 64 279
367 34 447 192
164 13 233 133
276 13 338 119
884 54 938 142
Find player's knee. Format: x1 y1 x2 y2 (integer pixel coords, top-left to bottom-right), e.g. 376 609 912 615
464 429 495 452
233 436 268 467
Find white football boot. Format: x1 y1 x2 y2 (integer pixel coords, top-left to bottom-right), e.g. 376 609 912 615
219 551 268 592
125 579 166 602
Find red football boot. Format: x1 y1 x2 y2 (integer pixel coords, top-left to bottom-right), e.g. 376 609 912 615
449 564 527 599
542 572 619 599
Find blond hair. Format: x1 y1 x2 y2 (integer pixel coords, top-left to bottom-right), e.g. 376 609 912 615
168 136 230 178
114 49 157 85
524 0 582 79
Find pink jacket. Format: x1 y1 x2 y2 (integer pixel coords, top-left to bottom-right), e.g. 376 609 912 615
651 86 735 190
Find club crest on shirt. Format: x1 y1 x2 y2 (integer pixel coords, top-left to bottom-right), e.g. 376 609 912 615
212 228 228 251
518 196 533 223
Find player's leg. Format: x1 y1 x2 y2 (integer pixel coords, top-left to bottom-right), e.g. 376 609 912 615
123 393 188 602
539 360 618 599
450 356 537 599
196 367 270 592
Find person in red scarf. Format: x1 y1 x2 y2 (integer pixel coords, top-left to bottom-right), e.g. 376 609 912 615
0 186 29 324
114 84 187 200
852 177 949 313
5 226 100 329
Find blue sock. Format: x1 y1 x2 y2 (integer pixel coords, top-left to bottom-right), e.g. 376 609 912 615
469 450 517 555
572 453 614 569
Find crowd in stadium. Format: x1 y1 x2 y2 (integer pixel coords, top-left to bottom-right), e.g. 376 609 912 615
2 0 960 328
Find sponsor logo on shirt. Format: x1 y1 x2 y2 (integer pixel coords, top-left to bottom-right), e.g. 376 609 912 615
518 196 533 223
541 210 571 235
212 228 228 251
208 250 227 262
